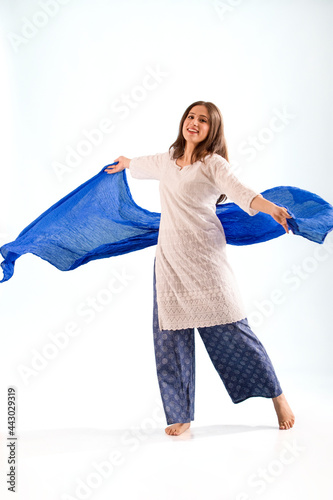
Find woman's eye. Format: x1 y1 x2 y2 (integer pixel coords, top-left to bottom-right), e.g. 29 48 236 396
188 115 207 123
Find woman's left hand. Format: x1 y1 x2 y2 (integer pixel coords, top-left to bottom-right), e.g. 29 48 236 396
270 205 293 234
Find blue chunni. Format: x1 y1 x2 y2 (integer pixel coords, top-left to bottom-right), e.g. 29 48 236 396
1 163 333 283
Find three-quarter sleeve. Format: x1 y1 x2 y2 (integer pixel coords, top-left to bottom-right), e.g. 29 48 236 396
129 152 168 180
211 156 261 216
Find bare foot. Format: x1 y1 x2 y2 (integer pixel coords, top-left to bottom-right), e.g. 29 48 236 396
165 422 191 436
272 393 295 430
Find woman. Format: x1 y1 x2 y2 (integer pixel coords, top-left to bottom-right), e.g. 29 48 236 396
105 100 295 436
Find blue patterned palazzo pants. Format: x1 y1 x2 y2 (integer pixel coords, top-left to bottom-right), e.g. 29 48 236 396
152 259 283 425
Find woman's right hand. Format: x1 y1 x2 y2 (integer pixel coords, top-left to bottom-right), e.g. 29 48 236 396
104 156 131 174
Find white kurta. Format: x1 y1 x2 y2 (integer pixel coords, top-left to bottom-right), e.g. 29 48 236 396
129 148 261 331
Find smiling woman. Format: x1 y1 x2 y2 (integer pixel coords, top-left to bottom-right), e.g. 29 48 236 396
2 99 332 437
175 106 210 167
103 100 304 435
168 101 230 204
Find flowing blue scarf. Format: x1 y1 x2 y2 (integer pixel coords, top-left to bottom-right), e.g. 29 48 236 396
1 162 333 283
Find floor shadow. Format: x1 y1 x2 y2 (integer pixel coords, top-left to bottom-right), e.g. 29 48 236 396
1 424 278 454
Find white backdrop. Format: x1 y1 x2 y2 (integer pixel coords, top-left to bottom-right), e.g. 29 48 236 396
0 1 332 499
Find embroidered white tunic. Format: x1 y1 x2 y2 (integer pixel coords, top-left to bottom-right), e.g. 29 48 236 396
129 149 261 331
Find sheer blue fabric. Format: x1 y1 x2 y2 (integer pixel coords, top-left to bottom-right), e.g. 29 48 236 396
1 162 332 283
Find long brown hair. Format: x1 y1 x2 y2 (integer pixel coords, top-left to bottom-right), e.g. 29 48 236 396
169 100 229 205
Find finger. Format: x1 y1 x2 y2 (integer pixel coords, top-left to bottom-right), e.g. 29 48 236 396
281 208 292 218
104 166 118 174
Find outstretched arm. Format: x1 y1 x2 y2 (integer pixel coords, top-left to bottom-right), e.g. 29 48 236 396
105 153 166 180
250 194 292 233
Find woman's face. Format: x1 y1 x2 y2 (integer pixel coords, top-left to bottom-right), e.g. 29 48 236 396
182 105 210 146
